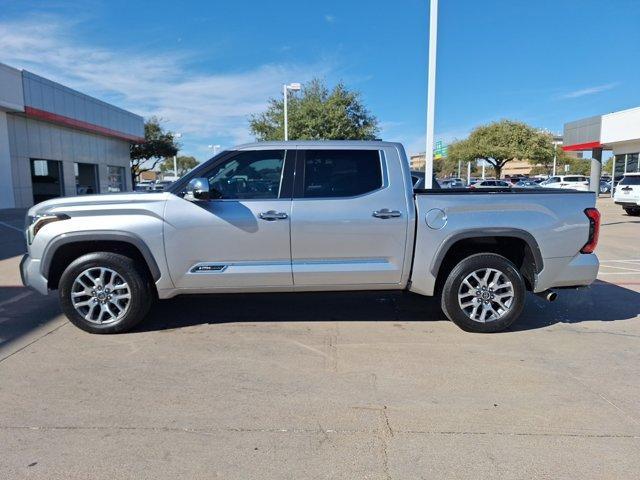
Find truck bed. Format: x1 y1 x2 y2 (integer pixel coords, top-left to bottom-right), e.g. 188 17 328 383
408 188 598 297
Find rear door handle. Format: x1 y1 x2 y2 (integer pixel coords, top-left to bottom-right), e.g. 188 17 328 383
259 210 288 221
373 209 402 219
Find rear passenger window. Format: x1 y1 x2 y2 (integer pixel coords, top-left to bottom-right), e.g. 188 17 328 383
301 150 383 198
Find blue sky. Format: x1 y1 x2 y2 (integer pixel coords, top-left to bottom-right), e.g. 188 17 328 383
1 0 639 161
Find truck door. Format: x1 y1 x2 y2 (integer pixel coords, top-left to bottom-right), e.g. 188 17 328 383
163 149 294 289
290 148 409 287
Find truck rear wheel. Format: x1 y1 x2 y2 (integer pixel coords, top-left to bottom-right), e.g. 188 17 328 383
441 253 525 333
59 252 153 334
623 207 640 216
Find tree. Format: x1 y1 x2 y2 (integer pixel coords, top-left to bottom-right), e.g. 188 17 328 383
249 79 379 141
160 155 198 177
529 148 587 176
130 117 179 182
447 120 554 178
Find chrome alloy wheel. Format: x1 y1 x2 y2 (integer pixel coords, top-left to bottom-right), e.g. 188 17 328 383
457 268 515 323
71 267 131 325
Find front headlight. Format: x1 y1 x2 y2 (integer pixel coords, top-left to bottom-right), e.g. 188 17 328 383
27 214 70 245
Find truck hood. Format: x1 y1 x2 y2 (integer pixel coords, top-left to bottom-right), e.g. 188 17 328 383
27 191 171 217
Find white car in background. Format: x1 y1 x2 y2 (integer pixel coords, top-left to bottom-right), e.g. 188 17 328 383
613 173 640 216
469 179 511 189
541 175 589 191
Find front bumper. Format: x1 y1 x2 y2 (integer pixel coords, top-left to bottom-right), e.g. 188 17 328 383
20 254 49 295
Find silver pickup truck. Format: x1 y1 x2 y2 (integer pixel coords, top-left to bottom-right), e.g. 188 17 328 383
21 141 600 334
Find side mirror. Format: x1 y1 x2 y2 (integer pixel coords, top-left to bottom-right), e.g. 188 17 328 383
186 178 211 201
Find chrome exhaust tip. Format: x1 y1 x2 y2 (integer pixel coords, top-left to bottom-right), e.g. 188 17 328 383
535 290 557 302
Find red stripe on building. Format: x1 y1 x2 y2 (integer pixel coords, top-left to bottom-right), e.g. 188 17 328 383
24 106 145 143
561 141 602 151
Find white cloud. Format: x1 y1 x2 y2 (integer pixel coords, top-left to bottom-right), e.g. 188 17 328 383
561 82 620 99
0 15 332 159
324 14 336 23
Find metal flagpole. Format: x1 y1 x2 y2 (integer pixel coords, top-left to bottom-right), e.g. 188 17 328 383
424 0 439 189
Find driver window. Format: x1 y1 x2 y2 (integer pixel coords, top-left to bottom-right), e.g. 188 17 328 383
205 150 285 199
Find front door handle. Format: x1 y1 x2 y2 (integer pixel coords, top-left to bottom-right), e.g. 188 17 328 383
259 210 288 221
373 209 402 219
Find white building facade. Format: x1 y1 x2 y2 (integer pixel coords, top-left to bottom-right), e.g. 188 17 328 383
0 62 144 209
563 106 640 180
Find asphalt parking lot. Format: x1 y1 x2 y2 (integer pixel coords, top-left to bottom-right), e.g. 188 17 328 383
1 198 639 479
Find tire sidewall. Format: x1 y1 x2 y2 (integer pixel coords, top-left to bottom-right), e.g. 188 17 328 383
442 253 526 333
59 252 151 334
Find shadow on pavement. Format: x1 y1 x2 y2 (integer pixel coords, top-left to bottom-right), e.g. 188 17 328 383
134 281 640 334
0 286 61 353
0 209 27 261
511 280 640 332
136 291 447 333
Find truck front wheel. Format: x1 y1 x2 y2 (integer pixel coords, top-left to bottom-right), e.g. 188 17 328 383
441 253 525 333
58 252 153 334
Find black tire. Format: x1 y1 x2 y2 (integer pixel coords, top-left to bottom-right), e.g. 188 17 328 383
624 208 640 216
59 252 153 334
441 253 526 333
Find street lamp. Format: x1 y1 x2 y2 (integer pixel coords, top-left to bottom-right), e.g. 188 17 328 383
208 144 221 156
173 133 182 180
283 82 301 141
424 0 439 189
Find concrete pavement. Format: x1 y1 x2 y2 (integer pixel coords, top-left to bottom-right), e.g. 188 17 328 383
0 198 639 479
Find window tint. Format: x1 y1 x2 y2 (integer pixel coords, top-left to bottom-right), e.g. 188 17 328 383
205 150 285 199
565 176 584 182
301 150 382 198
548 177 560 183
620 176 640 185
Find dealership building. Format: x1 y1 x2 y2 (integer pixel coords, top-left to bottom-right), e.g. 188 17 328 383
563 106 640 180
0 62 144 210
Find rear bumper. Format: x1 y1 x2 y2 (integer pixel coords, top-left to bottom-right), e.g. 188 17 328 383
614 201 639 207
20 254 49 295
535 254 599 293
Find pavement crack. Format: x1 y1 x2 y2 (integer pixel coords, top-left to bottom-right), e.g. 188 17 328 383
0 424 638 439
0 320 68 365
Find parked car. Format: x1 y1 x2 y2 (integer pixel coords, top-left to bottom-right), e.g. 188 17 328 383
440 179 465 188
613 173 640 216
514 180 541 188
469 180 511 189
134 182 153 192
540 175 589 191
21 141 600 334
599 179 612 194
411 171 440 190
152 180 174 191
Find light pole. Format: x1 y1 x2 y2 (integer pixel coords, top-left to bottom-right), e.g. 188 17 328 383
283 82 301 141
424 0 439 189
208 144 221 156
173 133 182 180
551 134 562 177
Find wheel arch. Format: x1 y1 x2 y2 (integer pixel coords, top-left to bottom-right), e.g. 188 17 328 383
431 229 543 293
42 231 161 290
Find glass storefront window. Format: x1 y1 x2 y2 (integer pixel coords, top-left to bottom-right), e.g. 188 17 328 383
107 166 126 192
31 159 64 204
75 163 99 195
627 153 639 173
614 154 626 181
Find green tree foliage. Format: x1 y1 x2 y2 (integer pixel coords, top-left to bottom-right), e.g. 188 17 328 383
447 120 554 178
249 79 379 141
130 117 179 181
160 155 199 177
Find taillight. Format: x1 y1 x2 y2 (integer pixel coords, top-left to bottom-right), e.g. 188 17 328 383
581 208 600 254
